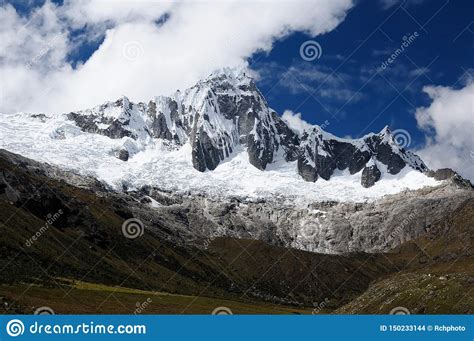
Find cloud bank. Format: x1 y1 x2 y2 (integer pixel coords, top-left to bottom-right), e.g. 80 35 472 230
415 80 474 181
0 0 353 115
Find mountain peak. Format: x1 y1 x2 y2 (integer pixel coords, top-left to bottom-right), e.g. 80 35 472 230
207 65 252 80
19 66 431 189
200 66 256 91
379 125 392 135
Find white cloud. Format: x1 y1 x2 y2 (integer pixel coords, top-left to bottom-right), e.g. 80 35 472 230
0 2 71 114
63 0 174 27
415 80 474 181
0 3 65 67
281 110 314 134
0 0 353 115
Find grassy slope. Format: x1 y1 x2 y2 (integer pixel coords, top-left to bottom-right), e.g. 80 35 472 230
336 199 474 314
0 149 472 314
0 281 311 314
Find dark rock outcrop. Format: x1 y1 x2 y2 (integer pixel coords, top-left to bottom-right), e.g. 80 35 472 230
296 126 427 186
191 129 223 171
426 168 458 181
115 149 129 161
426 168 472 188
297 157 318 182
361 163 381 188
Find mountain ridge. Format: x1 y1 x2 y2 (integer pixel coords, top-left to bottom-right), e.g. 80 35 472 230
60 67 427 188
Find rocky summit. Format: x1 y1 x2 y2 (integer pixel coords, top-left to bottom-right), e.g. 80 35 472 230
62 67 427 188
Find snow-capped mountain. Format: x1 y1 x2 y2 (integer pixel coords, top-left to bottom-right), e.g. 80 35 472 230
62 68 426 183
66 67 300 172
0 67 438 202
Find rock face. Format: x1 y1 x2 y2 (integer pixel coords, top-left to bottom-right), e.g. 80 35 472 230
425 168 473 188
81 175 470 255
426 168 458 180
58 67 428 187
297 126 426 185
130 181 472 254
115 149 129 161
361 160 381 188
1 148 472 255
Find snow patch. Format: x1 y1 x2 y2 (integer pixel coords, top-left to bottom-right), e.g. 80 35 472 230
0 112 440 204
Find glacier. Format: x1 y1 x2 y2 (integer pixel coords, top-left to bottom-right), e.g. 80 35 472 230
0 67 440 203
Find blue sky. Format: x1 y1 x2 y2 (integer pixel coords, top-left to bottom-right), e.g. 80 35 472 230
2 0 473 179
250 0 473 147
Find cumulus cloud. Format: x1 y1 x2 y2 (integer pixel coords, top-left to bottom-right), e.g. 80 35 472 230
63 0 174 27
0 0 353 115
0 2 71 114
281 110 314 134
415 80 474 181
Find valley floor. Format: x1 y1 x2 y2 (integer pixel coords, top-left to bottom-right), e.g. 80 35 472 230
0 280 312 315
